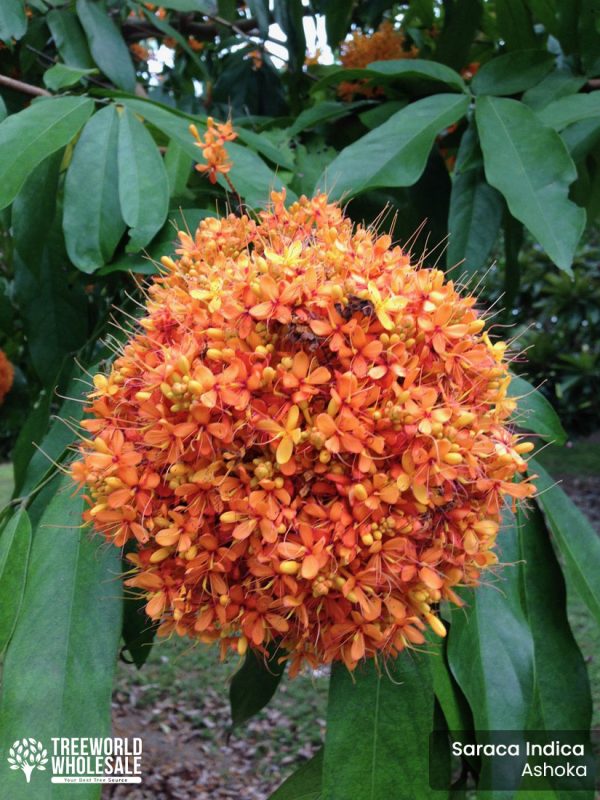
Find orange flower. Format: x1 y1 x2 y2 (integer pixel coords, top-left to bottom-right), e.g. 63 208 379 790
0 350 14 405
338 21 418 101
189 117 237 185
72 189 536 675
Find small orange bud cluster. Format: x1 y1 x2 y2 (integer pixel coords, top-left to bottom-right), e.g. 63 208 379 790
72 191 535 674
189 118 237 185
338 21 418 101
0 350 13 405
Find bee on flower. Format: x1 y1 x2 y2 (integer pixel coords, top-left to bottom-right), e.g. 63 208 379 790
72 188 536 675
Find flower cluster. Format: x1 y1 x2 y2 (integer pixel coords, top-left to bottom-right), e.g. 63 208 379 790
189 118 237 185
0 350 13 405
72 191 535 673
338 21 418 101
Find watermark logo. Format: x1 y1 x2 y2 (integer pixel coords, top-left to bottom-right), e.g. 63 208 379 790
7 738 48 783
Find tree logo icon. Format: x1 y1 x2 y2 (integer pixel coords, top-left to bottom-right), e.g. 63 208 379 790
7 738 48 783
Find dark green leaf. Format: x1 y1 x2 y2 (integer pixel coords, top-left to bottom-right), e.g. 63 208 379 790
495 0 538 49
229 646 285 727
447 168 503 277
269 749 323 800
321 0 355 48
507 375 567 444
64 105 126 272
503 209 523 310
358 100 407 129
517 502 592 730
428 632 474 734
247 0 270 38
47 9 95 69
11 389 52 496
288 100 370 137
76 0 136 92
322 654 435 800
472 50 555 96
537 92 600 130
476 95 585 271
274 0 306 74
522 71 585 110
561 117 600 161
122 594 158 669
525 0 558 34
0 96 94 210
0 480 122 800
322 93 469 200
530 460 600 624
43 63 98 91
117 106 169 252
435 0 482 70
312 59 467 96
0 510 32 653
579 0 600 76
0 0 26 43
164 140 192 197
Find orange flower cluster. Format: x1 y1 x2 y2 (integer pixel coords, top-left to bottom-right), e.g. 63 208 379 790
338 21 418 101
72 191 535 673
0 350 14 405
189 118 237 184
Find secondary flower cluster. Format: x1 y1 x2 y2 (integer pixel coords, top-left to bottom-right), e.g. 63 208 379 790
338 21 418 100
72 191 535 673
190 118 237 184
0 350 13 405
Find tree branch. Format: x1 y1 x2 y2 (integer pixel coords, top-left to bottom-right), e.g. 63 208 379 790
0 73 51 97
122 15 259 43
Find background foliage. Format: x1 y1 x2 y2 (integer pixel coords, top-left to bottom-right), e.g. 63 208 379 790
0 1 599 798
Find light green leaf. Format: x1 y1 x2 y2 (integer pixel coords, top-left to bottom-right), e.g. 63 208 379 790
561 117 600 161
537 92 600 130
0 96 94 210
0 510 32 653
117 106 169 252
235 126 295 170
269 749 323 800
229 646 285 727
530 460 600 624
321 93 469 201
517 502 592 731
0 479 122 800
472 50 555 96
76 0 136 92
64 105 126 272
47 9 94 69
322 655 436 800
43 63 98 91
311 58 467 95
0 0 26 43
522 71 585 110
476 95 585 271
507 374 567 444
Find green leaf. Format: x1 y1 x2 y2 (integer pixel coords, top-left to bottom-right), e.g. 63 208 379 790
472 50 555 96
64 105 126 272
269 749 323 800
475 95 585 271
117 97 294 207
121 594 158 669
76 0 136 92
517 502 592 730
579 0 600 77
561 117 600 161
358 100 407 129
522 71 585 110
447 167 503 277
235 125 295 170
428 632 474 734
322 93 469 201
495 0 538 49
47 8 95 69
117 106 169 252
507 374 567 444
312 58 467 96
229 646 285 727
447 509 535 789
288 100 369 137
322 655 435 800
164 140 192 197
321 0 354 48
0 480 122 800
43 63 98 91
0 96 94 211
0 0 26 43
274 0 306 74
11 389 52 496
537 92 600 130
435 0 482 70
0 510 32 653
530 460 600 624
525 0 559 36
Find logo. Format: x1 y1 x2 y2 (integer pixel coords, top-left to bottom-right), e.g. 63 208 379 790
7 739 48 783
